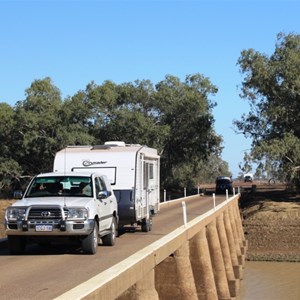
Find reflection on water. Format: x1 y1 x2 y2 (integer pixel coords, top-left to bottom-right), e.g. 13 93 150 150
240 261 300 300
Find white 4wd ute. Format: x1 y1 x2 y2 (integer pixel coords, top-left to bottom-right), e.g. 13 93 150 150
5 172 119 255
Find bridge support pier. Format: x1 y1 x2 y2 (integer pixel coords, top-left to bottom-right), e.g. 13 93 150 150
190 228 218 300
216 213 240 297
174 241 198 299
155 256 179 299
155 241 198 299
207 219 231 300
228 205 245 267
232 202 248 254
117 269 159 300
224 208 244 280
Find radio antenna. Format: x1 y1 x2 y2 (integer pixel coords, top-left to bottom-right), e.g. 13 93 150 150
63 147 67 207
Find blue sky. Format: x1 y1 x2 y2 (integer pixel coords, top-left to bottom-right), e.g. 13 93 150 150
1 0 299 178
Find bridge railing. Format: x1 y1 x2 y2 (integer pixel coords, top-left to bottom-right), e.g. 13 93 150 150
55 194 246 300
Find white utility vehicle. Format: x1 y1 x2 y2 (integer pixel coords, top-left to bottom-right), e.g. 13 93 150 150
5 172 118 255
54 141 160 232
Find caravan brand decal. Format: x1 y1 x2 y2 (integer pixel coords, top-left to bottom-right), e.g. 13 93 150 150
82 160 107 167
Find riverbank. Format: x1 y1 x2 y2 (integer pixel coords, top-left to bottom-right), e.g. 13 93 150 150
240 185 300 262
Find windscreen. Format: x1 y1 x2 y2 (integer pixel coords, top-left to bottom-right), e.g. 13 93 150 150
216 179 231 185
26 176 93 197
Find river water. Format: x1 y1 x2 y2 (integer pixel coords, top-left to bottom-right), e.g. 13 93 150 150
240 261 300 300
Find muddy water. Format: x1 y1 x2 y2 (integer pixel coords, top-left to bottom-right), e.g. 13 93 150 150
240 261 300 300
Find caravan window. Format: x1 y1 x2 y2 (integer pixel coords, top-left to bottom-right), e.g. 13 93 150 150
143 162 154 188
149 164 154 179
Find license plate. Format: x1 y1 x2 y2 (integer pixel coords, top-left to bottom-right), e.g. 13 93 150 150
35 225 53 232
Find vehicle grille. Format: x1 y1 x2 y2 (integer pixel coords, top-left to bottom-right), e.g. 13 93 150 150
27 207 67 220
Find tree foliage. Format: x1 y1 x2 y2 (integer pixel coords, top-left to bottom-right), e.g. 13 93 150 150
0 74 229 195
234 32 300 179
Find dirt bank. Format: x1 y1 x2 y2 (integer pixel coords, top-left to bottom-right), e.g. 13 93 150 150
240 185 300 262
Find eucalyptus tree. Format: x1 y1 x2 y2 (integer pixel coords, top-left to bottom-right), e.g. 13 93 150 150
60 90 95 146
11 77 65 174
0 103 23 189
234 32 300 178
85 79 169 149
0 103 15 160
83 74 223 189
1 72 224 191
155 74 222 189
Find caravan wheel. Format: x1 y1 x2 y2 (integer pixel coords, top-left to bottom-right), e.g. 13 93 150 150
141 217 152 232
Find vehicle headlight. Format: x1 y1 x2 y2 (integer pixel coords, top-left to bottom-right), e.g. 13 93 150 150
67 208 88 220
5 207 26 221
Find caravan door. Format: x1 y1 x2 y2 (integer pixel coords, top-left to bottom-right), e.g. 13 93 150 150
143 159 159 214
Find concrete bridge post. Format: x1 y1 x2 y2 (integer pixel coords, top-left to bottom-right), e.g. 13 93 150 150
134 269 159 300
223 208 244 279
173 241 198 299
216 213 240 297
232 201 248 253
155 241 198 300
190 228 218 300
232 200 245 241
207 220 231 300
155 256 180 299
118 269 159 300
228 205 245 266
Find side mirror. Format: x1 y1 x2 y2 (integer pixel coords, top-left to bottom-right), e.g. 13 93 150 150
98 191 108 199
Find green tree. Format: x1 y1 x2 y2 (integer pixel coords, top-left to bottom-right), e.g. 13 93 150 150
234 32 300 179
0 103 15 159
1 73 226 192
84 74 223 189
61 90 95 146
239 152 253 174
11 78 65 174
154 74 222 189
196 155 231 184
86 79 169 148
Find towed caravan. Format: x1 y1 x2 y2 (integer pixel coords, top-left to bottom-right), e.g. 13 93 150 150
53 142 160 232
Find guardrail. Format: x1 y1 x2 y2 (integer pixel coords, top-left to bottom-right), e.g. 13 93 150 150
55 194 246 300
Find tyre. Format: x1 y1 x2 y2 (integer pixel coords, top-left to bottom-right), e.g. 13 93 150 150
141 217 152 232
8 236 26 255
82 221 99 254
102 217 117 246
268 178 276 185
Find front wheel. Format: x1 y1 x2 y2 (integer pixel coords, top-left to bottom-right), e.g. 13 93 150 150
102 217 117 246
82 221 99 254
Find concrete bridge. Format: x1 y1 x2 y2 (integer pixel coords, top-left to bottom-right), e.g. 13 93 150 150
55 193 247 300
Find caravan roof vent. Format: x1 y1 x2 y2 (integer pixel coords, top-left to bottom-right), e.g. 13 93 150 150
104 141 126 147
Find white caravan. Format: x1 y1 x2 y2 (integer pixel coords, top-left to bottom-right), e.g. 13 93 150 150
53 142 160 232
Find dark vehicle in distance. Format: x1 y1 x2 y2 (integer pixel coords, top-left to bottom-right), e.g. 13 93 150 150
244 175 253 182
215 176 233 194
